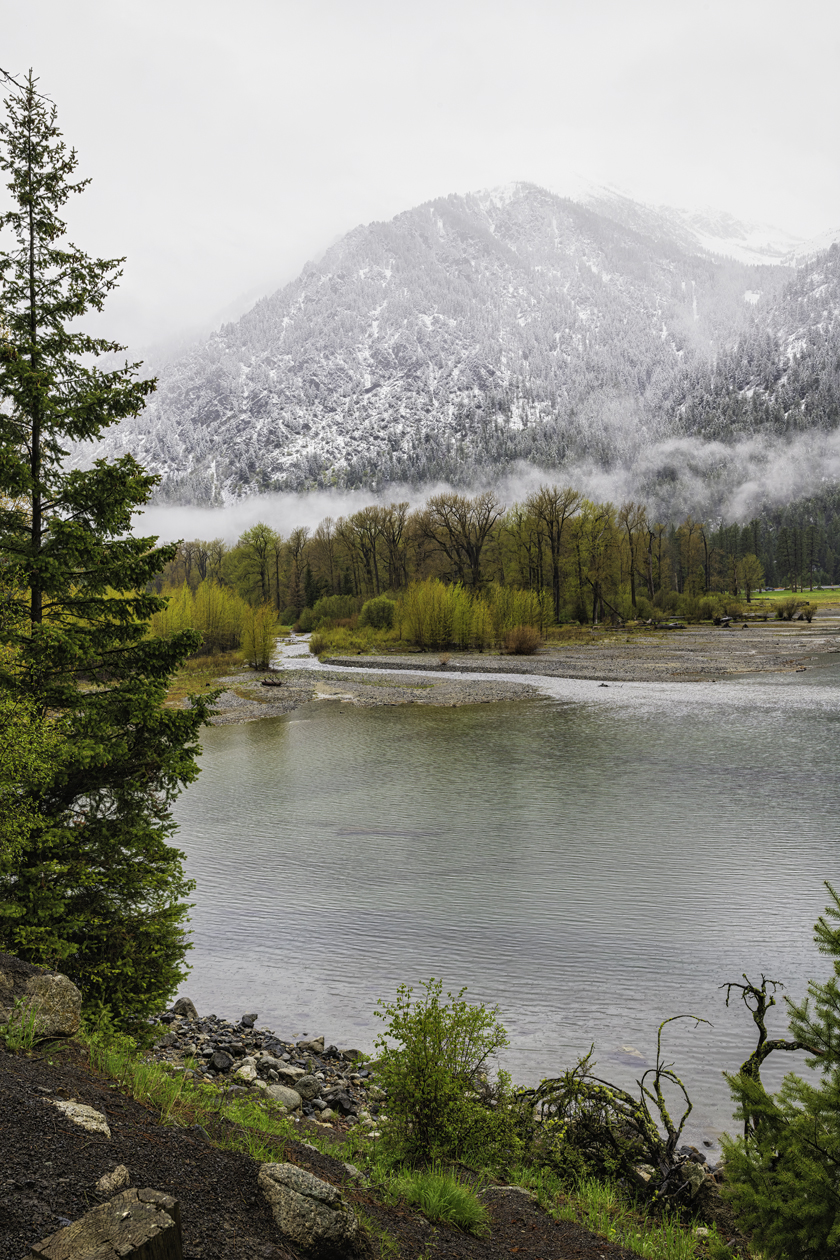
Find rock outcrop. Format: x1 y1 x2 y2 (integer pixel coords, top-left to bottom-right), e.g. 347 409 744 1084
258 1163 358 1259
0 952 81 1038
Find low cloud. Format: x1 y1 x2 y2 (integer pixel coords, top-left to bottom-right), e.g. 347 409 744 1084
136 428 840 544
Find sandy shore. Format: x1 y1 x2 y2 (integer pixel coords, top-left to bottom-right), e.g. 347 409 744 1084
202 614 840 723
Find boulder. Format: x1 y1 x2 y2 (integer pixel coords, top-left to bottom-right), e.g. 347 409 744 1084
170 996 198 1020
297 1036 325 1054
0 953 81 1038
234 1062 257 1084
240 1012 258 1028
28 1187 182 1260
96 1165 131 1196
51 1100 111 1138
265 1083 303 1110
258 1163 358 1259
274 1064 306 1086
294 1074 322 1101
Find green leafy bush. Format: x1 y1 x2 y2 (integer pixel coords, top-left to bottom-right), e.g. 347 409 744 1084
312 594 360 623
297 607 317 632
359 596 397 630
373 978 518 1165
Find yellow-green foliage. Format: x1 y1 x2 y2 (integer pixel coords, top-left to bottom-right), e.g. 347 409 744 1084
150 580 251 654
487 583 552 636
311 625 399 656
240 603 278 669
398 579 547 650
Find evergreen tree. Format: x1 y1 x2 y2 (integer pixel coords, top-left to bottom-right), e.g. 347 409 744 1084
0 74 210 1025
722 884 840 1257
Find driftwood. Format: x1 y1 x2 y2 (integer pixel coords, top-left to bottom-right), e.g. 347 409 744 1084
517 1015 710 1201
28 1188 182 1260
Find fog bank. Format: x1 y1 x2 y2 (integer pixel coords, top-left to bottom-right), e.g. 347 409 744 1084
137 428 840 544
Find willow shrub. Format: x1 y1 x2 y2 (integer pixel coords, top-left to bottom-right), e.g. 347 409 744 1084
150 580 251 654
374 979 519 1167
487 583 552 637
399 579 514 650
241 603 278 669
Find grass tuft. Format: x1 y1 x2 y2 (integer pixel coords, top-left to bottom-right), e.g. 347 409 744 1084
388 1167 490 1236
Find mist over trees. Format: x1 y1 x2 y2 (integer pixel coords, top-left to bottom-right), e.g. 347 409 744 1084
152 482 840 639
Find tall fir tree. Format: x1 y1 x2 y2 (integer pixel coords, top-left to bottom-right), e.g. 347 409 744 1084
0 72 211 1024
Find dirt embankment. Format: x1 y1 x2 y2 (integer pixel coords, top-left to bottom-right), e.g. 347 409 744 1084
0 1041 642 1260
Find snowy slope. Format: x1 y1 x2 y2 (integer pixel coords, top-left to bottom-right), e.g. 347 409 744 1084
77 182 832 502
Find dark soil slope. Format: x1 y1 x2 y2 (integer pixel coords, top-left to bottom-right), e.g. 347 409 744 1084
0 1041 643 1260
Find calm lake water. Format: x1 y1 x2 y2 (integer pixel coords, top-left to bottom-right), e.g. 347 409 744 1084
171 651 840 1147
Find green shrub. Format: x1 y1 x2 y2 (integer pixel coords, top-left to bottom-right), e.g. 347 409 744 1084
309 632 326 656
280 605 299 625
773 595 808 620
389 1168 490 1236
312 593 360 622
373 978 517 1165
297 607 317 632
359 596 396 630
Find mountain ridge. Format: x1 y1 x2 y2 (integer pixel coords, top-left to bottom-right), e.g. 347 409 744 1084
74 182 840 512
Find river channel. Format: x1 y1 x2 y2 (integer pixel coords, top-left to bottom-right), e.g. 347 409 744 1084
171 655 840 1147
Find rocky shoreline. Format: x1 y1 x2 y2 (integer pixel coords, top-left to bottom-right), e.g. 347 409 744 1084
327 616 840 685
151 997 383 1133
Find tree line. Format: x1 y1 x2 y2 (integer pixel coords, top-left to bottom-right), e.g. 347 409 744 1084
154 486 839 632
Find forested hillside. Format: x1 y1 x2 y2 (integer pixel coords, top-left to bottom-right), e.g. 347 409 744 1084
74 183 839 513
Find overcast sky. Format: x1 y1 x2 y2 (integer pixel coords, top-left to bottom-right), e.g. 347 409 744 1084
4 0 839 357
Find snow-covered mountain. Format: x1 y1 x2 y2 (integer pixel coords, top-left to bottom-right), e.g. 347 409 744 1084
80 182 838 503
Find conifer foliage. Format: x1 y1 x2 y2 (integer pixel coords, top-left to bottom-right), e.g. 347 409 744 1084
722 884 840 1257
0 74 210 1024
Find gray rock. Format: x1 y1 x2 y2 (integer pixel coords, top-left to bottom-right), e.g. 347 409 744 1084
51 1100 111 1138
27 1187 182 1260
297 1036 325 1054
96 1165 131 1196
0 953 82 1038
680 1161 707 1198
240 1012 258 1028
265 1083 303 1110
171 996 198 1019
275 1064 306 1086
323 1090 357 1116
294 1074 322 1101
258 1163 358 1259
210 1049 234 1072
